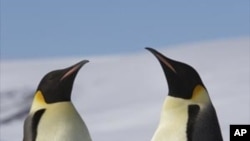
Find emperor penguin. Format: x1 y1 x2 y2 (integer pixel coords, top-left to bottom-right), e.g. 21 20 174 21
146 48 223 141
23 60 92 141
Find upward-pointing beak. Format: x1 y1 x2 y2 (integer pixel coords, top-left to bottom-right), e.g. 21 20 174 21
146 47 183 97
60 60 89 81
145 47 176 73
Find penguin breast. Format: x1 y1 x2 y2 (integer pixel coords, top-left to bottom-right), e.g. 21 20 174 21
36 102 91 141
151 97 191 141
151 95 209 141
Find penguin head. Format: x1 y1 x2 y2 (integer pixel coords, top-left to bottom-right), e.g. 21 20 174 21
35 60 89 104
146 47 207 100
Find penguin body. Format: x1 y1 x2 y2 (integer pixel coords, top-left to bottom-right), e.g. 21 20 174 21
23 60 92 141
146 48 223 141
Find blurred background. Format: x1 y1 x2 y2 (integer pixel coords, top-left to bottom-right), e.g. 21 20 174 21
1 0 249 141
1 0 249 60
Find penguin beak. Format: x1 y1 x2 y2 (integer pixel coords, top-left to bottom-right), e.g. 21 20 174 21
146 47 182 96
145 47 176 74
60 60 89 81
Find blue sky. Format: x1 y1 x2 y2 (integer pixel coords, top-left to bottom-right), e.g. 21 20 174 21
1 0 249 60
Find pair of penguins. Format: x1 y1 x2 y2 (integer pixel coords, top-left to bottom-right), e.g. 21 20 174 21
23 48 223 141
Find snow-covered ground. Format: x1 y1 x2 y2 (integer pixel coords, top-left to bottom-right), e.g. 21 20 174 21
1 37 249 141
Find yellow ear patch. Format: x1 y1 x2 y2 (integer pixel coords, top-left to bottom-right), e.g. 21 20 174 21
192 85 204 98
30 91 47 113
34 91 46 104
192 85 210 104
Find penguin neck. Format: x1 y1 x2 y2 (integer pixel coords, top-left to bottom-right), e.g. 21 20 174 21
29 91 72 113
159 89 211 125
159 96 190 124
161 85 211 115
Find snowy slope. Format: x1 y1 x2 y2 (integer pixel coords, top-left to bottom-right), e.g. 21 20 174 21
0 37 249 141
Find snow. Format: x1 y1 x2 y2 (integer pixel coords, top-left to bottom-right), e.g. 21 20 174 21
0 37 249 141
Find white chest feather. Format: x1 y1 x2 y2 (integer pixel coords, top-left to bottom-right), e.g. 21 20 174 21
151 97 190 141
34 102 91 141
151 95 209 141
